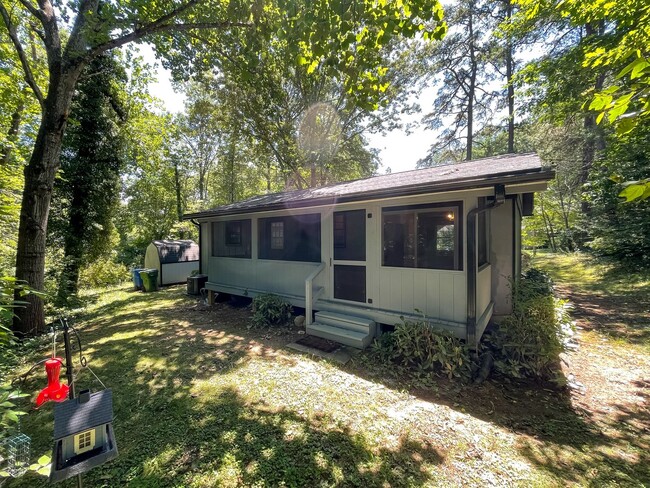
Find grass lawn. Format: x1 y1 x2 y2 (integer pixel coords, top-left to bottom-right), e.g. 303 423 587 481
4 254 649 487
531 250 650 351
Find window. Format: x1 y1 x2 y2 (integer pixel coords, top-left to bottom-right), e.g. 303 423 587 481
382 203 462 270
333 210 365 261
212 220 252 258
226 221 242 246
74 429 96 455
333 213 346 248
478 197 489 267
271 221 284 250
259 213 321 262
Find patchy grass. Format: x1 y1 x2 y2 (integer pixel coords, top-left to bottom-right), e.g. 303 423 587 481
4 272 649 487
531 250 650 298
532 250 650 351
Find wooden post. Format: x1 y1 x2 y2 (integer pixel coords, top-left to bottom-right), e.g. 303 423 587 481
208 289 215 305
62 318 83 488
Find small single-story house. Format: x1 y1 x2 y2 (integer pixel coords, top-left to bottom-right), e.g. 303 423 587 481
184 153 554 349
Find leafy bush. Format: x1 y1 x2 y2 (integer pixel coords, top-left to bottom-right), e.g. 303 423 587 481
251 294 293 327
521 267 554 296
0 278 34 442
488 268 570 381
79 257 129 287
372 318 470 379
587 119 650 267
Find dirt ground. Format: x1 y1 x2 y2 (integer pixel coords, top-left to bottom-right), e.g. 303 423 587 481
200 284 650 485
7 269 648 487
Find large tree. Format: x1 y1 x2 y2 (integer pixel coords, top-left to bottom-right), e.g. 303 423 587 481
1 0 446 334
49 53 128 302
418 0 501 163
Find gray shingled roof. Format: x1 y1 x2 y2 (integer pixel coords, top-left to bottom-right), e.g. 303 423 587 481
152 240 200 264
53 389 114 439
185 153 553 219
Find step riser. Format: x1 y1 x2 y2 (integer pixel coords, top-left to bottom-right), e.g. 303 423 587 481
306 325 371 349
314 311 376 336
315 311 375 328
315 316 376 335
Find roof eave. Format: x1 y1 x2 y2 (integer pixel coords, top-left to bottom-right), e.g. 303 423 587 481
183 167 555 220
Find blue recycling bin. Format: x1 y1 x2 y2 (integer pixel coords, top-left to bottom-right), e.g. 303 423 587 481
132 268 145 290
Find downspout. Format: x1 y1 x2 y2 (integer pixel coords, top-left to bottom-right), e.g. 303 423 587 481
191 219 202 275
466 184 505 350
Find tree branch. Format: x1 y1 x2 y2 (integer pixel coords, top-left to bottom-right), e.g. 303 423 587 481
88 0 252 60
17 0 44 22
64 0 99 60
0 1 45 108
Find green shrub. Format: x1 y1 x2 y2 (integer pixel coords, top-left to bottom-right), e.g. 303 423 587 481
251 294 293 327
79 257 129 288
488 268 571 381
0 278 35 442
372 318 470 379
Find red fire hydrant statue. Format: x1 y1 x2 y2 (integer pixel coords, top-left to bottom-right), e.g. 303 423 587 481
35 358 70 407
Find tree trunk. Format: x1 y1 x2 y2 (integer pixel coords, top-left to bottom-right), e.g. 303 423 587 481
174 160 182 221
466 1 477 161
57 181 87 302
505 0 515 153
198 171 205 201
1 101 24 164
581 21 606 215
228 135 236 203
13 71 80 335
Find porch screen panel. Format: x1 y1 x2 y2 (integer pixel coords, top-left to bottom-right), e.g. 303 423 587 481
382 202 462 271
478 197 489 267
212 220 252 258
259 213 321 262
334 265 366 302
333 210 366 261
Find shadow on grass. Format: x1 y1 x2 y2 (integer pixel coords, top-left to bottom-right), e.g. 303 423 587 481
8 288 444 487
9 284 648 486
346 352 650 485
115 388 444 487
532 252 650 348
515 389 650 486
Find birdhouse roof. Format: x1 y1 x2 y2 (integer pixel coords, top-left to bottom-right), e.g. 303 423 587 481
53 389 114 440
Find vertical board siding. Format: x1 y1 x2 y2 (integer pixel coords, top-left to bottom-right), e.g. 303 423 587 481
426 272 440 317
208 256 322 298
490 200 514 315
453 276 466 322
163 262 199 285
379 268 466 322
413 272 427 315
208 258 255 288
256 261 319 297
477 265 492 319
401 272 414 313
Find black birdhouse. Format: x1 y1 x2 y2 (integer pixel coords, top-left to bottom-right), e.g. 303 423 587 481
50 389 118 483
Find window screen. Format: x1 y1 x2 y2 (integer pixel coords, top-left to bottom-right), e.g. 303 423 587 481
334 265 366 302
333 210 366 261
271 222 284 249
382 203 462 270
478 197 489 267
259 213 321 262
212 220 252 258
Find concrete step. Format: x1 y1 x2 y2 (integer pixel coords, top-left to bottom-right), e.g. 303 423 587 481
314 311 376 335
306 322 373 349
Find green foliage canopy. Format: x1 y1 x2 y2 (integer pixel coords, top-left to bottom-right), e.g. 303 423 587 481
517 0 650 201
